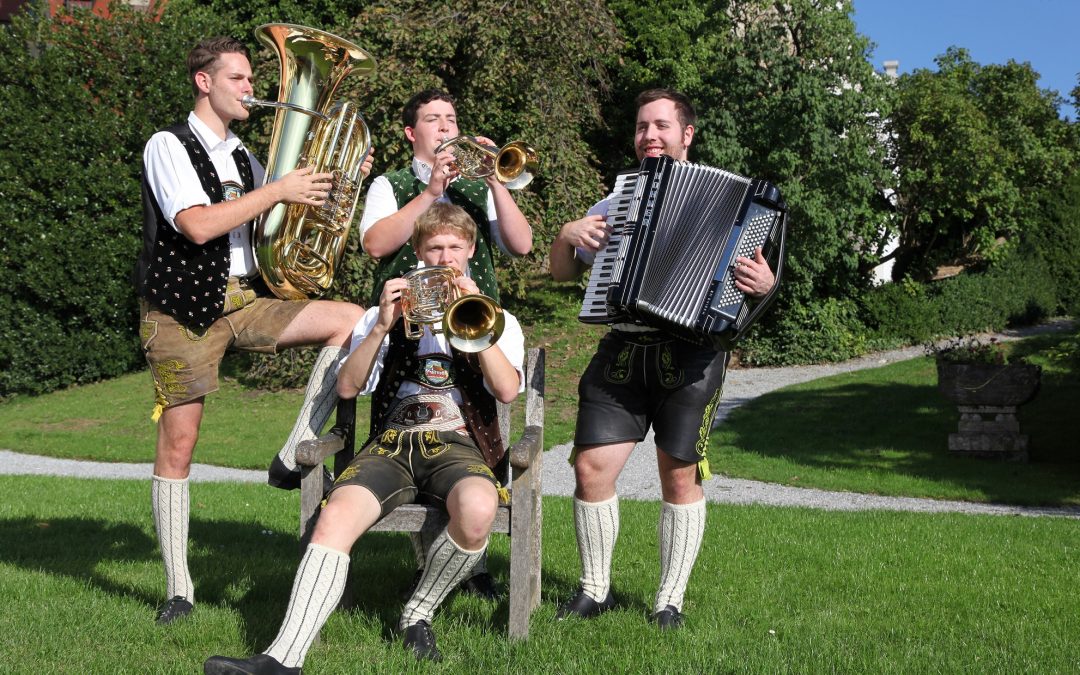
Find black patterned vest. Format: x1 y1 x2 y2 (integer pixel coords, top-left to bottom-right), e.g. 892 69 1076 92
135 122 255 332
368 167 499 305
369 321 505 467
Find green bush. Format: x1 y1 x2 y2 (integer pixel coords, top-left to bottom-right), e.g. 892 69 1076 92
0 6 229 397
739 297 869 366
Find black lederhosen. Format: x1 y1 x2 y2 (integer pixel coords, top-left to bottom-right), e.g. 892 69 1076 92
574 329 729 464
330 427 500 516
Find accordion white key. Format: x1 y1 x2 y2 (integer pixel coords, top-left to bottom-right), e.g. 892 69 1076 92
579 155 787 350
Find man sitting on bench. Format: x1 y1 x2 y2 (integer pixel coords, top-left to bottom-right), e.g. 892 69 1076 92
204 202 525 672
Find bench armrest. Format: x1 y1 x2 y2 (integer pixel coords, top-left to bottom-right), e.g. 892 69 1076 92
296 428 347 466
509 424 543 471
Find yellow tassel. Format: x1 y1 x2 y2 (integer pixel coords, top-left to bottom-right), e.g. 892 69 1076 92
497 485 511 505
150 403 164 423
567 447 578 466
697 457 712 481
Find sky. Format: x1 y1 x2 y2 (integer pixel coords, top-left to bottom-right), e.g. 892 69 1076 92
852 0 1080 119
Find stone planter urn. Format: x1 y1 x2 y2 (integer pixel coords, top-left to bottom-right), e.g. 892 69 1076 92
936 361 1041 461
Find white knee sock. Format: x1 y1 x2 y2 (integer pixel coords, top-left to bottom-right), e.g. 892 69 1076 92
151 475 194 603
264 543 350 669
411 529 488 577
399 529 485 630
654 498 706 613
276 346 345 471
574 495 619 602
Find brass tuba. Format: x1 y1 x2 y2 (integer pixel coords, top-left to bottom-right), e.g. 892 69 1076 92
435 136 538 190
401 266 505 352
243 23 376 300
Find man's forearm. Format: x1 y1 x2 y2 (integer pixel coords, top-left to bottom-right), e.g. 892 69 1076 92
362 191 439 258
174 181 284 244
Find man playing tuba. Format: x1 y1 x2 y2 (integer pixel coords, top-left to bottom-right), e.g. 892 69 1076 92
134 35 372 625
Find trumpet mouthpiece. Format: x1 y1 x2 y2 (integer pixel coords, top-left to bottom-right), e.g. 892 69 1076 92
241 95 258 109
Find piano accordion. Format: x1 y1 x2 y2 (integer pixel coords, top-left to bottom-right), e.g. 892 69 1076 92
578 155 787 350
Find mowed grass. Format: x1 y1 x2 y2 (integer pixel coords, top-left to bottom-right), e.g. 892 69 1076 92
2 476 1078 674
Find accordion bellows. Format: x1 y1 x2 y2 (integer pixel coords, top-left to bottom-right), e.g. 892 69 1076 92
579 155 787 350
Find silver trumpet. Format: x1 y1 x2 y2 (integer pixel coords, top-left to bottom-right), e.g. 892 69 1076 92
435 135 538 190
400 266 505 352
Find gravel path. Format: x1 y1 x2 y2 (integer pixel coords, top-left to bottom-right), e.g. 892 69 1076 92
3 321 1076 519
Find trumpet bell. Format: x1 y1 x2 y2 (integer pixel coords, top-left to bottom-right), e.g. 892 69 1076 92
444 294 505 353
435 135 538 190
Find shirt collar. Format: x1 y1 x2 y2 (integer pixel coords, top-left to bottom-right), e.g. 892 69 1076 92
187 111 244 155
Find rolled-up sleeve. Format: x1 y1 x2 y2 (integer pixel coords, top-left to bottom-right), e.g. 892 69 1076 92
143 132 212 231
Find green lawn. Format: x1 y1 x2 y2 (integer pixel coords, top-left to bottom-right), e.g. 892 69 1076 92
2 476 1077 674
1 321 1076 507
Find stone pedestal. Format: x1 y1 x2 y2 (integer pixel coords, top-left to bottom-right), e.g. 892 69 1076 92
947 405 1029 462
936 362 1041 463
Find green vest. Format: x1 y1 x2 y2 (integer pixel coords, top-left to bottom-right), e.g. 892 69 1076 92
369 168 500 305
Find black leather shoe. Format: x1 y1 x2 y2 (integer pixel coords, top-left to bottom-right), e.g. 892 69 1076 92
268 456 333 494
154 596 193 625
650 604 685 630
555 588 615 620
203 653 300 674
402 620 442 662
459 571 501 600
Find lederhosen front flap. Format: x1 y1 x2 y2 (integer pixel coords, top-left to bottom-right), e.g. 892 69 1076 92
369 321 505 467
369 168 499 305
137 122 254 332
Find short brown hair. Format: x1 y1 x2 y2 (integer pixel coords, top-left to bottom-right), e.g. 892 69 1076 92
412 202 477 251
402 89 456 128
187 36 250 97
636 88 697 129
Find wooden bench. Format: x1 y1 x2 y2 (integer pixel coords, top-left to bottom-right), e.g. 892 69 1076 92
295 347 544 640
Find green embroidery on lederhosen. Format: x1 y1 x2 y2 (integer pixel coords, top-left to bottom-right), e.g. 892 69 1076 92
604 341 633 383
696 386 723 480
658 342 684 388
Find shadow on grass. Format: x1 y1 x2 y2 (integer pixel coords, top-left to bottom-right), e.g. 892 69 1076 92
0 515 513 648
719 378 1080 506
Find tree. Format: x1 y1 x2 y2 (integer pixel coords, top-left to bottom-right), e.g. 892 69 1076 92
886 47 1077 281
603 0 896 361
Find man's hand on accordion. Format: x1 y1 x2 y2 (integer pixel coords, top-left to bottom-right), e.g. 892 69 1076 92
733 247 775 299
560 214 611 254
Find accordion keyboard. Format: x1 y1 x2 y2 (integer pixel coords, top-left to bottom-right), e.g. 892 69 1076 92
578 171 639 323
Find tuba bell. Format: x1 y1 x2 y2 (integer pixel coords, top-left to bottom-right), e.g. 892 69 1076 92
243 23 376 300
400 266 504 352
435 135 538 190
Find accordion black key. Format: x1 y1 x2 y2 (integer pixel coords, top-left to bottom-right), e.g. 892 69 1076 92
578 155 787 350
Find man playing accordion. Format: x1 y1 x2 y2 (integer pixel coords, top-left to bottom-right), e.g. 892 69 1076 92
549 88 777 630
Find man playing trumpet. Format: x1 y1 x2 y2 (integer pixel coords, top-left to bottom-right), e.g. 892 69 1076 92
318 87 533 599
205 202 524 672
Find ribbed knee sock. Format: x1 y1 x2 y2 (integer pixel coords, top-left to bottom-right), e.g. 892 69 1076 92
276 346 345 471
654 498 706 613
399 529 485 630
263 543 350 669
573 495 619 602
151 475 193 603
